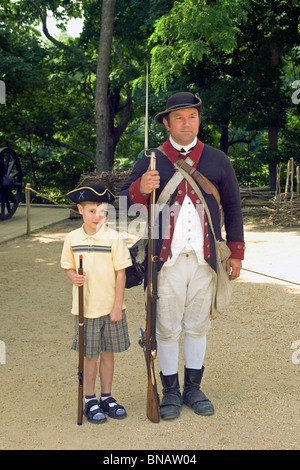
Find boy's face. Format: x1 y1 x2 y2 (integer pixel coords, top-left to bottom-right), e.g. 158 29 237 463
77 202 108 234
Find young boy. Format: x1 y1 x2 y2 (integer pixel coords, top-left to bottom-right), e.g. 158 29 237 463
61 185 132 424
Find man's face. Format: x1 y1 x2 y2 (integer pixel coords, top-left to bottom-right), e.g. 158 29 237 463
163 107 200 146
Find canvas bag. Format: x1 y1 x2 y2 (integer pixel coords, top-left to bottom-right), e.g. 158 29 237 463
125 238 146 288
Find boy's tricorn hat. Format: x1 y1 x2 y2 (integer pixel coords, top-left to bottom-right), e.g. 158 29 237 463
154 92 202 124
67 185 115 204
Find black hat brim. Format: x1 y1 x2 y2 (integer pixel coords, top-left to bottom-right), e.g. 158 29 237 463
67 186 115 204
154 102 203 124
154 92 202 124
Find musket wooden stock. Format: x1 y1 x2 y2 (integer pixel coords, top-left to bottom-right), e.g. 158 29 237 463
144 151 160 423
77 254 84 425
140 66 159 423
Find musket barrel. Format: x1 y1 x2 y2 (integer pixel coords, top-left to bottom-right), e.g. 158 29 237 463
144 64 149 151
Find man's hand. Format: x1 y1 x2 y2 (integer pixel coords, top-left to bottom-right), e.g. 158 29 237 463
226 258 242 280
140 170 160 194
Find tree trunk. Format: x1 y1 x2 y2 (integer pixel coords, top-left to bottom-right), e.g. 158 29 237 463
108 87 132 169
219 100 231 154
94 0 116 172
220 121 229 154
268 17 280 192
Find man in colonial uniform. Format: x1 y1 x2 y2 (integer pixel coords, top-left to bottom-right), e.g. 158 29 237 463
120 92 245 420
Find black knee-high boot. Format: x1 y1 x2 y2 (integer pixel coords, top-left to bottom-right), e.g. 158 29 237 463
183 366 214 416
159 372 182 420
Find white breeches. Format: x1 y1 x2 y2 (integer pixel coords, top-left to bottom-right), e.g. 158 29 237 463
156 252 214 375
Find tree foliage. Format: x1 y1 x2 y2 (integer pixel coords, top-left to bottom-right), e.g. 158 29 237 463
0 0 299 200
149 0 300 189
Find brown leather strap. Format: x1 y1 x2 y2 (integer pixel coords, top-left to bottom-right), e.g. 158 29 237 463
175 156 221 206
156 145 221 207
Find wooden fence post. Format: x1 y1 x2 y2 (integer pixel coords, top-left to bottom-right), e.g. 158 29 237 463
284 159 290 201
25 183 31 236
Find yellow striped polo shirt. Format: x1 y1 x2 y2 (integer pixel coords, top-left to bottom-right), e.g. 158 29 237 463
61 224 132 318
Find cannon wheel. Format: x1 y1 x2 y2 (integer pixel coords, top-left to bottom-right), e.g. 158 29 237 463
0 147 22 220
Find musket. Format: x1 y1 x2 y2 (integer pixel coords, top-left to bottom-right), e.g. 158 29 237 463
144 63 149 152
77 254 84 425
139 65 160 423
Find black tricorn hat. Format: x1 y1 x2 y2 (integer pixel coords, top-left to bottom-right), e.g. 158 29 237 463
67 185 115 204
154 92 202 124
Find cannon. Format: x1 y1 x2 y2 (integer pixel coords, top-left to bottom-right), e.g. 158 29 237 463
0 147 22 220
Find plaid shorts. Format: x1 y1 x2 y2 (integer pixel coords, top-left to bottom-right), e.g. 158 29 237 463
71 311 130 358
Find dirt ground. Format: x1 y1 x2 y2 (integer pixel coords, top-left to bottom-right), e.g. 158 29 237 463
0 216 299 451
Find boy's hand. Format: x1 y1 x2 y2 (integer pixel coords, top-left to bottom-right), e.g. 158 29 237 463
73 272 86 287
110 308 123 322
110 268 125 322
65 268 86 286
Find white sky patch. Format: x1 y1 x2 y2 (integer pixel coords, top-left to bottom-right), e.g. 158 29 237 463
41 14 83 38
10 0 83 38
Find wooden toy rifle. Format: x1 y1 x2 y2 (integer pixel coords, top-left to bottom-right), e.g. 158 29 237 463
77 254 84 425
